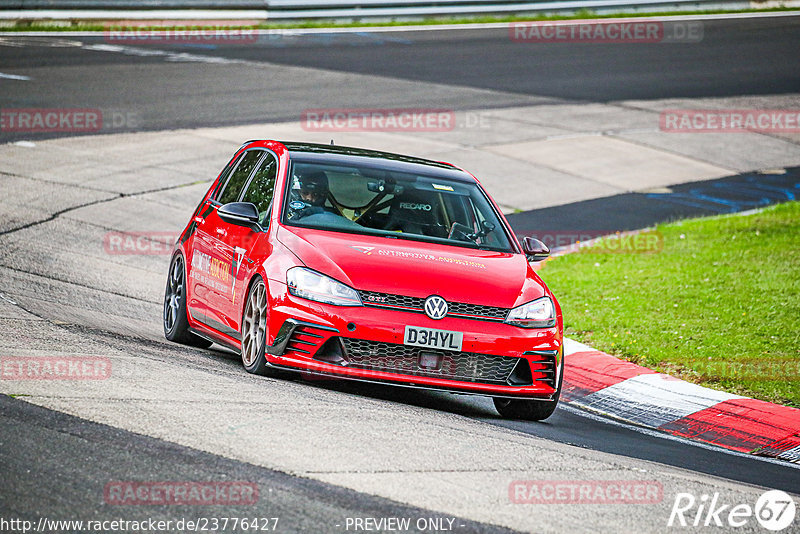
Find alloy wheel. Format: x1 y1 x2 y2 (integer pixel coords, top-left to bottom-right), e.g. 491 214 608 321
164 255 184 333
242 280 267 367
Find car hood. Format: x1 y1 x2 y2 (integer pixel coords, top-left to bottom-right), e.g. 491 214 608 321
277 226 545 308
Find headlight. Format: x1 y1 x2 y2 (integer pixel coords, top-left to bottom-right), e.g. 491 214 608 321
286 267 362 307
504 297 555 328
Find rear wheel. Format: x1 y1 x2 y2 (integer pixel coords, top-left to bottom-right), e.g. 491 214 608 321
163 253 212 349
493 355 564 421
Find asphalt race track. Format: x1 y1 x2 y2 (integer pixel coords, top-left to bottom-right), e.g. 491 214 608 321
0 395 513 533
0 16 799 140
1 14 799 533
507 167 800 238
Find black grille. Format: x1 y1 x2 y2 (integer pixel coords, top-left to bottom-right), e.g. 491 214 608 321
448 301 508 319
284 325 325 355
340 338 520 385
525 350 558 387
360 291 424 309
358 291 509 321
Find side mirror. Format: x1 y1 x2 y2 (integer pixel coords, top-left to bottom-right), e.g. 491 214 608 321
218 202 260 228
522 237 550 262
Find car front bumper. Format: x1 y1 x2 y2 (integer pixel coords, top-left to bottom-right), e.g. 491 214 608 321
264 279 562 399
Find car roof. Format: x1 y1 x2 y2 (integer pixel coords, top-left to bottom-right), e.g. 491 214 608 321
272 141 476 183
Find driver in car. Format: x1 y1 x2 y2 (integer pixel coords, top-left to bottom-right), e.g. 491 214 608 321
289 170 332 220
300 171 329 207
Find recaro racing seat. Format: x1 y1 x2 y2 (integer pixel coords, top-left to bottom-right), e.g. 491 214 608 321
383 188 448 238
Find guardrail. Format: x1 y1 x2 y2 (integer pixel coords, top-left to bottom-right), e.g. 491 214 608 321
269 0 747 20
0 1 264 6
0 0 760 20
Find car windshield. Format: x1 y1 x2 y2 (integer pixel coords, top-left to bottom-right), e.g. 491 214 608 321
281 160 515 252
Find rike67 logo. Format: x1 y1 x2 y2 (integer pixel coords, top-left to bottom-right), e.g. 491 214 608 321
668 490 796 531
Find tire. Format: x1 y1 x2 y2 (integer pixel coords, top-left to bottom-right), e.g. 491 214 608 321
163 253 213 349
493 355 564 421
240 276 287 378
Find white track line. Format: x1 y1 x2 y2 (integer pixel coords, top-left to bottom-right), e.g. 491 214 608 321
0 72 30 80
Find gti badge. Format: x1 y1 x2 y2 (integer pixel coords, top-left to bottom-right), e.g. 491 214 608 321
424 295 448 320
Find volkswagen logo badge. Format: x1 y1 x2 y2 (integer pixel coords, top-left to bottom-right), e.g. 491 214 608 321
424 295 448 320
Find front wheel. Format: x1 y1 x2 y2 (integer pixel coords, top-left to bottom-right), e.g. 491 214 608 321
493 355 564 421
241 276 290 378
241 277 269 375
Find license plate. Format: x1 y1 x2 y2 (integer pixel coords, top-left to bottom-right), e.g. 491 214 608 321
404 326 463 352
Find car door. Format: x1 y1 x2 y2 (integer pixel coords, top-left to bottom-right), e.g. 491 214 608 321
185 152 240 324
216 150 278 334
188 149 265 338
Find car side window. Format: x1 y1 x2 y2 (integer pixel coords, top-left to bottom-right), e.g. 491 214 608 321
211 152 243 201
240 152 278 226
217 150 264 205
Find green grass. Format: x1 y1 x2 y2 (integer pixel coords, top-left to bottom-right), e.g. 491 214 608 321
1 7 798 32
539 201 800 407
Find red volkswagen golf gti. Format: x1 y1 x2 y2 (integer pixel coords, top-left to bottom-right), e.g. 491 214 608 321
164 140 563 420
